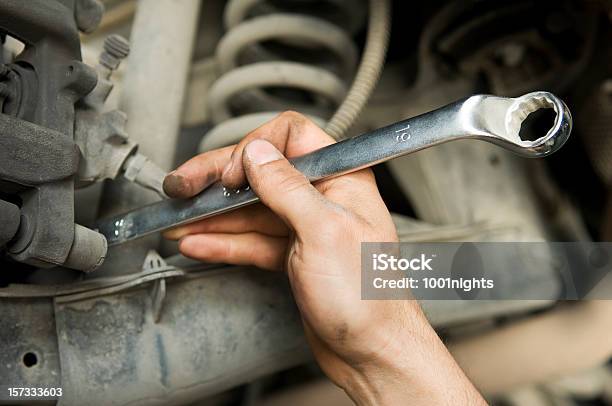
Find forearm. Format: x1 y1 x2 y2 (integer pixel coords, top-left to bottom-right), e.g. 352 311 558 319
341 319 486 405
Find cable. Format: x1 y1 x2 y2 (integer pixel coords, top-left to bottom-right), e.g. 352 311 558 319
325 0 391 139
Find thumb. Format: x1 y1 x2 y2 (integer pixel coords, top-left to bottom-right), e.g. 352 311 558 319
242 139 329 232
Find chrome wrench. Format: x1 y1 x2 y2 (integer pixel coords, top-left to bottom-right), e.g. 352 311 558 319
97 91 572 246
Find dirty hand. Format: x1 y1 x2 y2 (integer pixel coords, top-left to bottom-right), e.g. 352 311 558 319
163 112 484 405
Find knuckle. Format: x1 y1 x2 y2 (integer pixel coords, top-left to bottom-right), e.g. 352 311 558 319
262 161 309 192
281 111 314 136
281 110 334 146
316 208 351 240
279 110 307 122
275 171 310 195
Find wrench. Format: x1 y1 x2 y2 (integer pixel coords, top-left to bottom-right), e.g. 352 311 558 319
97 91 572 246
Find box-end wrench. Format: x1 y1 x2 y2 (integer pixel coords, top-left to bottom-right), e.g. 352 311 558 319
97 91 572 246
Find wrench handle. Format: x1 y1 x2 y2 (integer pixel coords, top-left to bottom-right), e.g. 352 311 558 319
292 102 464 181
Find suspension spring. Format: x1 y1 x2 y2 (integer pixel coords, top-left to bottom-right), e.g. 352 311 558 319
199 0 366 151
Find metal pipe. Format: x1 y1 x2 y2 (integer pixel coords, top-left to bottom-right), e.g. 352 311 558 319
119 0 201 171
54 267 311 405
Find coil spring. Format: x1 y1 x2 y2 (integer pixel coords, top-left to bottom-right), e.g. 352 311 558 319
199 0 366 152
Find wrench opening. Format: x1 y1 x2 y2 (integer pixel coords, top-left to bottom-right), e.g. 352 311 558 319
503 91 572 157
517 105 556 142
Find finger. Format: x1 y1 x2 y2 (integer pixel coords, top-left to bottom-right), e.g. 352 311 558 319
221 111 334 189
316 168 384 216
163 203 288 240
242 139 338 232
179 232 288 271
163 145 234 198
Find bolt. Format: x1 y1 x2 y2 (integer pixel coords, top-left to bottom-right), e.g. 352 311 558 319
99 34 130 71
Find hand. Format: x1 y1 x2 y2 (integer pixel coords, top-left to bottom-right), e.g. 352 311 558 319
163 112 485 405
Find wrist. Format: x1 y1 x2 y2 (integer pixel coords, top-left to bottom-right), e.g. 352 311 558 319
339 311 485 405
339 334 437 405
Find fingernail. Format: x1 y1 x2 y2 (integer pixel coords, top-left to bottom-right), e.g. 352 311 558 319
163 172 188 198
245 140 283 165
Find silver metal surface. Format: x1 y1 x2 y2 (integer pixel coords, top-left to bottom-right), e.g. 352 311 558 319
97 91 572 246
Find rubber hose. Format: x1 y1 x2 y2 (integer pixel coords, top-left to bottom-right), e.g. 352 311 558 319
325 0 391 139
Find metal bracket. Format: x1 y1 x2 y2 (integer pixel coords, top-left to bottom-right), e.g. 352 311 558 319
143 250 170 323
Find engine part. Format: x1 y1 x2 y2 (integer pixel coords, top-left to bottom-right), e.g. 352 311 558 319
75 34 135 186
0 0 107 272
63 224 107 273
75 34 169 196
97 91 572 246
74 0 104 34
422 0 597 96
199 0 390 151
0 199 19 247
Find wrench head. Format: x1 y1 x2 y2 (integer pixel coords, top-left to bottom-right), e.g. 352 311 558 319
503 91 573 158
